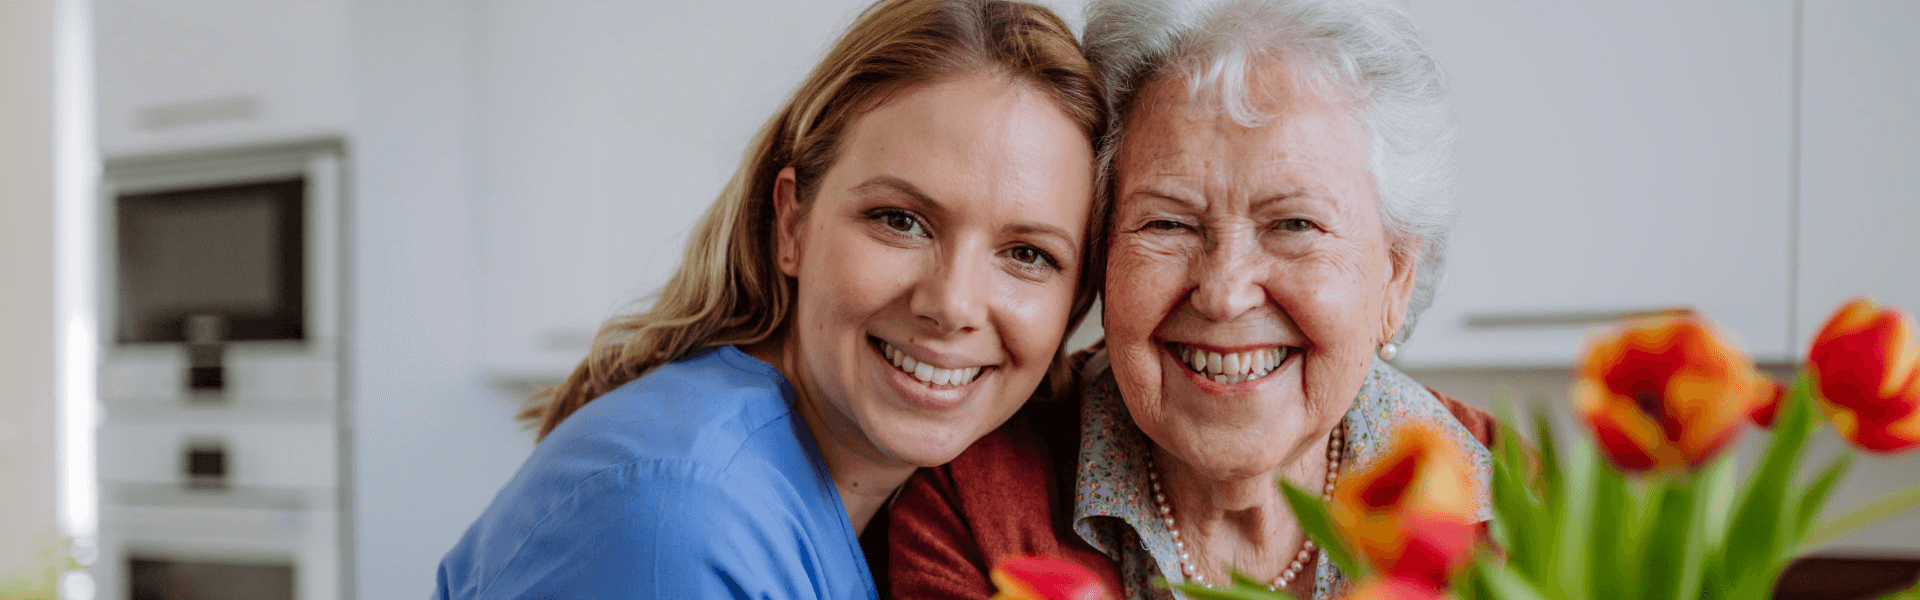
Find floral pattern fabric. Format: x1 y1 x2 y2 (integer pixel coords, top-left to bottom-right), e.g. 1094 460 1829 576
1068 351 1494 600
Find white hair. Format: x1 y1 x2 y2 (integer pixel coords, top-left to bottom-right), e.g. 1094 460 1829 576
1084 0 1457 344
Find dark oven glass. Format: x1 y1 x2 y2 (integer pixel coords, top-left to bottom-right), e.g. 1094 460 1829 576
116 178 306 343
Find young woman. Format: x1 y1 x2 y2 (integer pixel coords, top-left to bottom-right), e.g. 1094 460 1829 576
433 1 1106 598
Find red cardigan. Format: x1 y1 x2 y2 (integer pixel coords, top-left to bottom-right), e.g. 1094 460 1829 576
886 388 1497 599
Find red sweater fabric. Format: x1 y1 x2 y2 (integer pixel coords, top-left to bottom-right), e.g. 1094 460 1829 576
887 388 1497 599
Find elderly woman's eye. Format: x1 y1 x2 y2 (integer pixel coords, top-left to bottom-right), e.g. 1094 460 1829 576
1276 218 1316 232
1144 219 1188 232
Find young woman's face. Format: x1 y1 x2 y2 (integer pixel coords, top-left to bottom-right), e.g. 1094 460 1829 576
775 73 1094 469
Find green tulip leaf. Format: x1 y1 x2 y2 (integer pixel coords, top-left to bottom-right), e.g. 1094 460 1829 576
1279 480 1367 581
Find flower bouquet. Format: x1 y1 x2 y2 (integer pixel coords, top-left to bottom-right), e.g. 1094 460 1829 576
990 297 1920 600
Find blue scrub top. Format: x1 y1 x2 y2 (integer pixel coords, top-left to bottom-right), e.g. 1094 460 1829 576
435 346 879 600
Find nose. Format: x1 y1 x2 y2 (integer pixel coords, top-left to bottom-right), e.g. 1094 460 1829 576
910 246 989 336
1188 234 1267 322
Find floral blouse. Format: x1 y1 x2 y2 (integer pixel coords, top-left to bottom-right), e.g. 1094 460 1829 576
1066 352 1494 600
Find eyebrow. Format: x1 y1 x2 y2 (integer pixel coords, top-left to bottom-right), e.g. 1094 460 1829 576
1128 187 1202 210
852 175 1080 251
851 176 939 210
1127 186 1321 210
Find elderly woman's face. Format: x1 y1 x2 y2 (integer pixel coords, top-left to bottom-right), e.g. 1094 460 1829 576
1105 72 1418 480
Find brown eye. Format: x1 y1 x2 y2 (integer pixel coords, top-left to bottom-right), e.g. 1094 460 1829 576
1007 245 1057 269
870 209 927 236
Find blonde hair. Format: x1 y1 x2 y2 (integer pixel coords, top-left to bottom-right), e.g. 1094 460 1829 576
521 0 1109 441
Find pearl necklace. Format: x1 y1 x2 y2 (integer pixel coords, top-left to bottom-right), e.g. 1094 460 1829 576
1148 422 1344 593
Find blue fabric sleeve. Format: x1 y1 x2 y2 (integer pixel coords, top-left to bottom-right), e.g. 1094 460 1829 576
453 460 829 600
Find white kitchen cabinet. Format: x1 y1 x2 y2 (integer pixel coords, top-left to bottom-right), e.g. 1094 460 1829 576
1793 0 1920 353
93 0 351 156
1397 1 1798 368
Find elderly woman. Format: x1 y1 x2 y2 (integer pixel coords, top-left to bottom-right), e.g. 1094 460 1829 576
886 0 1496 598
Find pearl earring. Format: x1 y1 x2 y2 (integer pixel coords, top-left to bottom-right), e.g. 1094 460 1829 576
1378 342 1399 361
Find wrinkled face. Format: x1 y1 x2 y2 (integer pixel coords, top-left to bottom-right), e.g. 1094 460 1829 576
1104 69 1418 480
776 73 1094 469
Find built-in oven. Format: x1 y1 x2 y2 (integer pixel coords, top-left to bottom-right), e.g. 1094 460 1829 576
94 139 348 600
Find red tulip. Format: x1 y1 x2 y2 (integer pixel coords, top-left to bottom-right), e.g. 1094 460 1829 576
989 555 1113 600
1575 313 1773 472
1750 378 1788 428
1808 297 1920 454
1331 423 1479 587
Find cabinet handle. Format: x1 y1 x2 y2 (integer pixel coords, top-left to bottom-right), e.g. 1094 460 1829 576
1463 307 1694 329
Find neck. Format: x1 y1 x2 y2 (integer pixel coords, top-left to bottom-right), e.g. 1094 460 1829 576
743 336 917 534
1153 425 1336 585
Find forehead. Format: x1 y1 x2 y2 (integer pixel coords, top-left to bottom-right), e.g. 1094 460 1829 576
830 74 1095 222
1114 65 1373 201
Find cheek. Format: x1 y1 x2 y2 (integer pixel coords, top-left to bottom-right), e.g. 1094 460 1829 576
799 236 903 330
1104 238 1191 337
999 285 1075 363
1276 252 1386 341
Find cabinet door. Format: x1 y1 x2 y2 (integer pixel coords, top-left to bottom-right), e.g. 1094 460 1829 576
93 1 350 156
1794 0 1920 354
1399 1 1796 368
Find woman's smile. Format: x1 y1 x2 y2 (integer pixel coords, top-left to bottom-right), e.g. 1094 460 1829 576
1162 341 1295 385
869 336 996 409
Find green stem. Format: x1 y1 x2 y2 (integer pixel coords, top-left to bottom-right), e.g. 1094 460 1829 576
1806 484 1920 548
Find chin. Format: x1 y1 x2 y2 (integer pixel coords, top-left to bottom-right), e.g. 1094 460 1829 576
884 443 965 469
871 423 972 468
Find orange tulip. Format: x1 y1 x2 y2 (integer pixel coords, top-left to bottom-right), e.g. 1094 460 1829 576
1807 298 1920 454
989 555 1113 600
1574 314 1773 472
1342 574 1452 600
1331 423 1479 587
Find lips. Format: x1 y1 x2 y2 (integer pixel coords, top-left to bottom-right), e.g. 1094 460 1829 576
1165 342 1291 384
874 338 986 388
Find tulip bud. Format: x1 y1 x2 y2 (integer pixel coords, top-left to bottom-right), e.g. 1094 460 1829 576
990 555 1113 600
1575 314 1772 472
1808 297 1920 454
1750 378 1788 428
1331 423 1478 587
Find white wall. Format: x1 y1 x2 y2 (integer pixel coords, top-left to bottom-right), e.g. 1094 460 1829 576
0 0 61 582
345 1 530 598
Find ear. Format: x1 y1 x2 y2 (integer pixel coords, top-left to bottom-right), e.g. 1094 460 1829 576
773 166 804 278
1383 233 1423 341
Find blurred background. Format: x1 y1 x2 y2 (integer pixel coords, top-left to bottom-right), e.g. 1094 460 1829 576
2 0 1915 598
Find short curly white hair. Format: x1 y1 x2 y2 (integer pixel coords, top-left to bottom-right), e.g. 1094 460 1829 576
1084 0 1458 344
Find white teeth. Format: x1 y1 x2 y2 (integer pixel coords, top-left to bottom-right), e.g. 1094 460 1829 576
1172 343 1288 384
881 341 982 388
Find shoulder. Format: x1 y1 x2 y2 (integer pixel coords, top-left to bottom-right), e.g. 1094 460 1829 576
889 414 1117 599
542 346 798 473
1425 387 1498 449
439 348 868 599
441 461 840 599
